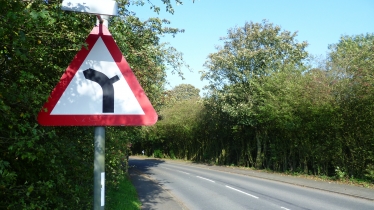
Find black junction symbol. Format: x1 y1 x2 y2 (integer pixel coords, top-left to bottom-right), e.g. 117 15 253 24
83 68 120 113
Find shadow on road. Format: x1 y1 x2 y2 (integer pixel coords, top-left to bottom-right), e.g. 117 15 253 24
128 157 184 210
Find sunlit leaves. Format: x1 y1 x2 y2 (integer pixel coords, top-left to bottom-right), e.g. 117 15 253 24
150 85 203 159
202 20 308 88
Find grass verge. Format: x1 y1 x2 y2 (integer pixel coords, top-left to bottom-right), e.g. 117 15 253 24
106 176 141 210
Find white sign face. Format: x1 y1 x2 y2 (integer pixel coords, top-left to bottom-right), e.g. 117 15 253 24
61 0 118 16
51 37 145 115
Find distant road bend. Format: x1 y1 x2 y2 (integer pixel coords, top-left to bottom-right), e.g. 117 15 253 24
129 158 374 210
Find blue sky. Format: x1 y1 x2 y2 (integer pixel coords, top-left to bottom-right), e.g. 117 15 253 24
130 0 374 94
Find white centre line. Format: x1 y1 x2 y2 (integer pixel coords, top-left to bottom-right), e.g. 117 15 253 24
281 207 290 210
177 170 190 175
161 167 190 175
196 176 215 183
225 185 259 199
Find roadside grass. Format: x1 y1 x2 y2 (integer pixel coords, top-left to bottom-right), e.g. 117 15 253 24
281 170 374 189
106 176 141 210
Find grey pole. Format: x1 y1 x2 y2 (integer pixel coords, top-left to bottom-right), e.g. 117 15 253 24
94 126 105 210
94 15 109 210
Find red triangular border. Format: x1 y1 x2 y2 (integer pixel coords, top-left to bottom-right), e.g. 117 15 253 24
37 24 158 126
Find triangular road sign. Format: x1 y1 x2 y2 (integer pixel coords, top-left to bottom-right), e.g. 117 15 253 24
38 24 158 126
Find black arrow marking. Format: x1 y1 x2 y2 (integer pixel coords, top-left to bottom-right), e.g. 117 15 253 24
83 68 120 113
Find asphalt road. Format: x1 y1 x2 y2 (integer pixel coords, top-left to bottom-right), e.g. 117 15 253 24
129 158 374 210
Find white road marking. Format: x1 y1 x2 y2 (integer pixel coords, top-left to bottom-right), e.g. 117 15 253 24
225 185 259 199
281 207 290 210
178 170 190 175
160 166 190 175
196 176 215 183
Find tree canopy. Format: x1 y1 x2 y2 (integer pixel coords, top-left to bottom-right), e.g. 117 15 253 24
202 20 308 88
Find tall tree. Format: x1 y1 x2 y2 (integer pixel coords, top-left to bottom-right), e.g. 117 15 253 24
201 20 308 168
328 33 374 76
202 20 308 88
168 83 200 101
328 33 374 178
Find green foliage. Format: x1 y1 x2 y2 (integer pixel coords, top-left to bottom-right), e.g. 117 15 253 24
169 150 176 159
161 84 200 108
154 149 163 158
365 164 374 181
132 85 203 160
335 166 347 180
202 19 308 87
0 0 189 208
328 33 374 75
169 84 200 101
200 20 309 169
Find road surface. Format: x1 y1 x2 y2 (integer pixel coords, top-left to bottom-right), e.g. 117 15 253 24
129 158 374 210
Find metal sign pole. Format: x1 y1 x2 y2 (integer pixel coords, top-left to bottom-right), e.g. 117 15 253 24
93 15 109 210
94 126 105 210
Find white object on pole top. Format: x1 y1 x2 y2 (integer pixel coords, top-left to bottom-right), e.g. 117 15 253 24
61 0 118 16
